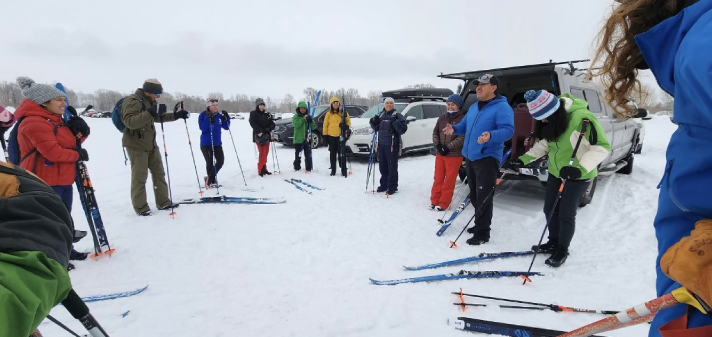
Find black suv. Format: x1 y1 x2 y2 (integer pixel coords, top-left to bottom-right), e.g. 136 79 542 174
271 104 367 148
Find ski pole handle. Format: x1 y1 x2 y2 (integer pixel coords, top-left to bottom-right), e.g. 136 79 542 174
62 289 111 337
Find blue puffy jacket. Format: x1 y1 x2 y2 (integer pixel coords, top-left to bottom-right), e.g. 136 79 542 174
636 1 712 336
452 95 513 163
198 111 230 146
370 109 407 147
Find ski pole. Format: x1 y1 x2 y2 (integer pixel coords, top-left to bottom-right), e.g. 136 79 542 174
559 287 710 337
254 143 258 159
159 114 176 217
1 129 9 162
47 315 81 337
179 102 204 194
454 302 548 312
228 128 247 186
365 130 378 192
454 289 619 314
438 176 469 224
449 171 507 248
122 146 128 166
522 119 590 285
208 113 220 195
62 289 111 337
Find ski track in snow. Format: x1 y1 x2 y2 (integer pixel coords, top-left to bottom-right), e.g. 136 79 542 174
40 116 675 336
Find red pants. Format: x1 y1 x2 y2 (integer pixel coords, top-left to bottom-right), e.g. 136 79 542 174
257 142 270 172
430 155 463 208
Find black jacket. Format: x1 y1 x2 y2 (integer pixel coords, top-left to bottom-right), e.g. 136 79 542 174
249 107 275 142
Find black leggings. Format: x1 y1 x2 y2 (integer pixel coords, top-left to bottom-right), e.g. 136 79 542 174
201 145 224 185
543 174 590 249
326 135 345 170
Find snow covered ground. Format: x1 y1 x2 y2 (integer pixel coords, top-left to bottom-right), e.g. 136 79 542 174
40 114 676 336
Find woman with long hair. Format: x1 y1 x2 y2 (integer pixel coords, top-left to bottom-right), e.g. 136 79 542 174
590 1 712 335
511 90 610 267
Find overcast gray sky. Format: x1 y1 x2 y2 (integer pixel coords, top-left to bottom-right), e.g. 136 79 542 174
1 0 615 101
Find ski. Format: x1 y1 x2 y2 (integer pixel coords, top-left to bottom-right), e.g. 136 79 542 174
403 251 535 271
56 83 113 257
369 270 543 286
284 179 312 194
436 196 470 236
290 178 324 190
179 195 285 204
81 285 149 303
449 317 607 337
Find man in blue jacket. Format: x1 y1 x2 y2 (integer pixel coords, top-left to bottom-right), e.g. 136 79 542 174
370 97 407 195
444 74 514 245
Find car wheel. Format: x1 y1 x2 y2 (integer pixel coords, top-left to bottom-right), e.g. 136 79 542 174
617 154 634 175
579 176 598 207
310 132 321 149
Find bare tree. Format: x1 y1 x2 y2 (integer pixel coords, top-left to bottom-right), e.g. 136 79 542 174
280 93 295 112
0 81 22 107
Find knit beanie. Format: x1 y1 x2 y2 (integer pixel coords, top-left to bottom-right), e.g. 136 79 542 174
446 94 463 108
524 89 560 120
255 98 265 106
142 78 163 95
17 77 65 105
383 97 395 104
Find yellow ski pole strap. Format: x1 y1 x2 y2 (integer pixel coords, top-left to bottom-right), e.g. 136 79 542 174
671 287 711 314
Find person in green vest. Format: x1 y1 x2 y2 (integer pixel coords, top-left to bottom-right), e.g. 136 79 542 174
510 89 610 267
292 101 317 172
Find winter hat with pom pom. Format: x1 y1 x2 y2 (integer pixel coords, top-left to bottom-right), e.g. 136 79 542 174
0 105 15 129
524 89 560 121
17 76 66 105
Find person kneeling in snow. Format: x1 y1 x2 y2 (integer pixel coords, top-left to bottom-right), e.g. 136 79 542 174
0 161 75 337
510 90 610 267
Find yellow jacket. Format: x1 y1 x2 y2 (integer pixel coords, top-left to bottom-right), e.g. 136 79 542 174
322 97 351 137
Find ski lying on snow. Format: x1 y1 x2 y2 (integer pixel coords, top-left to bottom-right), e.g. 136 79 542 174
81 285 148 303
290 178 324 190
403 251 535 271
284 179 312 194
369 270 543 285
449 317 607 337
179 195 286 204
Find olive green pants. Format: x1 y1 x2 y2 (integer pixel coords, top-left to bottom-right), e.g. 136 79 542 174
126 146 171 213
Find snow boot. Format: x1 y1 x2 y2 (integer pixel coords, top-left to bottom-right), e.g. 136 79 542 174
467 226 476 234
293 159 301 171
376 186 387 193
73 230 87 243
262 167 272 175
545 248 569 268
386 189 398 196
466 235 489 246
429 204 436 210
532 241 558 254
434 206 445 212
70 250 88 261
158 203 180 211
330 168 336 176
137 210 152 216
67 263 75 271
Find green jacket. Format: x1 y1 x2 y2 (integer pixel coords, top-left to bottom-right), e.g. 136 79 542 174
519 94 611 180
292 110 316 145
121 89 177 151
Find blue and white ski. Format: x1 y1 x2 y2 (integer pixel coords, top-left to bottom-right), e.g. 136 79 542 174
369 270 543 286
436 196 470 236
81 285 148 303
290 178 324 190
179 195 285 204
403 251 535 271
284 179 312 194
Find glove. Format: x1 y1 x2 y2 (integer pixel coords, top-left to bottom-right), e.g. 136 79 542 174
208 114 215 123
509 158 524 170
221 110 229 121
66 116 90 137
148 104 167 117
559 166 582 180
370 115 380 125
67 106 78 117
305 115 313 123
661 219 712 308
436 145 450 156
391 114 398 121
76 148 89 161
339 122 349 131
174 110 190 119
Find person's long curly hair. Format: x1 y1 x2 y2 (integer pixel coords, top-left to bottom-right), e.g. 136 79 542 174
589 0 692 118
535 101 569 142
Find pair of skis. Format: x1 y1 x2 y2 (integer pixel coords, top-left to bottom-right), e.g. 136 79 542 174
449 317 608 337
284 178 324 194
56 83 113 259
179 195 285 205
370 250 542 285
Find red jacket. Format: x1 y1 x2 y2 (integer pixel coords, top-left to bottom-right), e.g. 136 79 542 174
14 99 81 186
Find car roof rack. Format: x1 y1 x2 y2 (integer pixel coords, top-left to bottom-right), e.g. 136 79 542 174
383 88 454 100
438 59 590 80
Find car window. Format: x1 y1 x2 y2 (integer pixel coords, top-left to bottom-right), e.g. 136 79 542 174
423 104 443 119
583 89 603 113
346 107 362 117
439 105 447 115
570 88 585 100
405 105 424 120
360 103 407 118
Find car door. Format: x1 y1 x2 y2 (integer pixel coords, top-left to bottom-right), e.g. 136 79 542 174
423 103 444 148
401 104 425 152
570 87 615 167
345 106 362 119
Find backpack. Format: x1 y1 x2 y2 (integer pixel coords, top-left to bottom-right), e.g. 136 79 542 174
111 94 144 132
7 117 60 172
